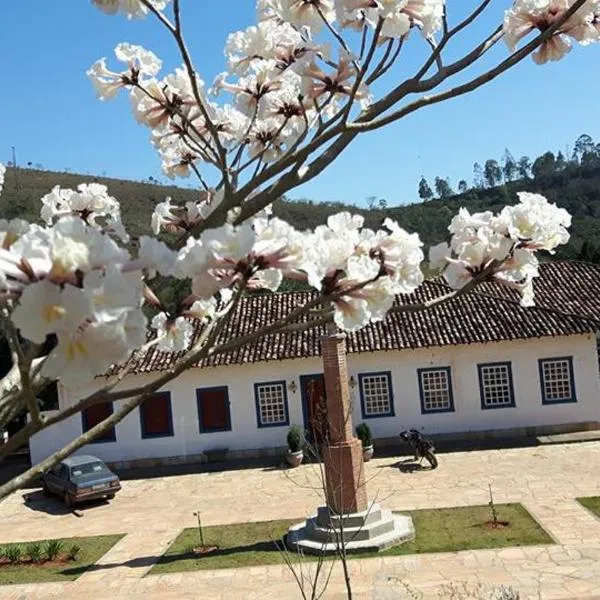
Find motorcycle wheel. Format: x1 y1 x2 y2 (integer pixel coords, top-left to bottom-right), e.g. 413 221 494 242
425 451 438 469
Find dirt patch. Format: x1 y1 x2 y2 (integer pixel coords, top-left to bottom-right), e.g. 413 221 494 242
192 545 219 556
482 520 510 529
0 554 75 568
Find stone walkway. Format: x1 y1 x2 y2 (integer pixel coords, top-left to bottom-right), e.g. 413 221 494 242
0 442 599 599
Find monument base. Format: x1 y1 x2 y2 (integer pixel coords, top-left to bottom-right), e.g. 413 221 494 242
286 503 414 555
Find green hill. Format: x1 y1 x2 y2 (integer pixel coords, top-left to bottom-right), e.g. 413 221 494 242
2 158 600 262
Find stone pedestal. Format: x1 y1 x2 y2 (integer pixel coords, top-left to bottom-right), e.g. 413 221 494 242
287 503 414 555
286 332 414 555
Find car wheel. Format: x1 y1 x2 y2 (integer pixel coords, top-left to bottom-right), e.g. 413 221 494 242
107 493 115 500
64 492 74 508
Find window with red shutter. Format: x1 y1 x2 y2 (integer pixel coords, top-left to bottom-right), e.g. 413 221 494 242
197 387 231 433
140 392 173 438
82 402 116 443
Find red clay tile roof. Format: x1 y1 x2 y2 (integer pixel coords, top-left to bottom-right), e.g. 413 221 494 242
118 261 600 374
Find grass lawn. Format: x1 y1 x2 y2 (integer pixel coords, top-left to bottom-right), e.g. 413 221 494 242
0 535 124 585
150 503 552 574
577 496 600 518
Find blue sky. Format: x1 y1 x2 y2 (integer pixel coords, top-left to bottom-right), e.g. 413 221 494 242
1 1 599 207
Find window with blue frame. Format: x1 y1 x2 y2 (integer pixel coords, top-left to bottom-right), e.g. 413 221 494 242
418 367 455 413
478 362 515 409
254 381 289 428
140 392 174 438
358 372 394 418
82 401 116 443
197 386 232 433
539 357 576 404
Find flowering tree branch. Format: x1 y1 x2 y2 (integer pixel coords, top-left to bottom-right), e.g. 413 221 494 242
0 0 595 498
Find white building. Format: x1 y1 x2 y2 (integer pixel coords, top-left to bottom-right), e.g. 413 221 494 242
30 262 600 467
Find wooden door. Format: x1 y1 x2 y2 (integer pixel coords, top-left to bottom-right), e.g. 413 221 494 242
300 374 328 445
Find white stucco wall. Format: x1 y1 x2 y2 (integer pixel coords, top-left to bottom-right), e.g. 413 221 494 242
30 333 600 465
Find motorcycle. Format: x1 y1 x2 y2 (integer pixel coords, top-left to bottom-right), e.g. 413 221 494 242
399 428 438 469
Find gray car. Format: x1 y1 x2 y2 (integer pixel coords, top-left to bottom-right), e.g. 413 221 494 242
42 455 121 507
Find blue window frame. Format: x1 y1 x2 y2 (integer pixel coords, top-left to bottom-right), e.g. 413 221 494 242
477 362 515 410
538 356 577 404
254 380 290 428
358 371 395 419
196 386 232 433
139 391 174 438
81 401 116 443
417 367 455 414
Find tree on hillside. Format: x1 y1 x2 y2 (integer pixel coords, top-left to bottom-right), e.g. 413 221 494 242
555 151 567 171
458 180 468 194
0 0 595 510
366 195 378 209
418 177 434 201
532 151 557 179
473 162 484 189
517 156 532 179
434 176 454 198
502 149 517 182
573 134 595 163
484 159 502 188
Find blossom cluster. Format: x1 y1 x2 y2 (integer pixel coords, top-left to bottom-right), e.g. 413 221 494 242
92 0 172 19
430 192 571 305
88 0 446 180
503 0 600 63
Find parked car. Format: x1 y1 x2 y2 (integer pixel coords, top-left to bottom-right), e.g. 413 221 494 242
42 455 121 507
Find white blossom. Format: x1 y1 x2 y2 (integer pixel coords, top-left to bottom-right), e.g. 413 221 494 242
0 219 30 250
12 281 91 344
40 183 128 242
429 241 450 271
503 0 600 64
151 197 178 235
42 308 141 387
184 297 217 321
0 163 5 196
280 0 336 32
151 312 194 352
93 0 172 19
498 192 571 252
138 236 177 277
87 44 162 100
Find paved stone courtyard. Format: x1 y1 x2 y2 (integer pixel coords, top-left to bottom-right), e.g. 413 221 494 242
0 441 599 599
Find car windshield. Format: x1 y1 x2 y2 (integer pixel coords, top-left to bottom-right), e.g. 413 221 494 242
70 462 108 479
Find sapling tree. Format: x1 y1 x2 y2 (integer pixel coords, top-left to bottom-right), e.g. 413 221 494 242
0 0 596 499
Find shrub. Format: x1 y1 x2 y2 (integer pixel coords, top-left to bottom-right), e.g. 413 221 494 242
287 425 304 453
45 540 63 561
488 484 499 526
5 545 21 564
67 544 81 561
26 542 42 563
355 423 373 448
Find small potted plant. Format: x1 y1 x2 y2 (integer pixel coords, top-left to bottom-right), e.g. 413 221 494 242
286 425 304 467
356 423 374 462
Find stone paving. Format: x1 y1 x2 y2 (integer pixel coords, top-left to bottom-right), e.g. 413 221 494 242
0 441 599 599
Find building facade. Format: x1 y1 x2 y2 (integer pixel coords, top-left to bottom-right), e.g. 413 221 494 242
30 333 600 466
29 262 600 467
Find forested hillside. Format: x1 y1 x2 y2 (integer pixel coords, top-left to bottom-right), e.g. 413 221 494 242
2 133 600 261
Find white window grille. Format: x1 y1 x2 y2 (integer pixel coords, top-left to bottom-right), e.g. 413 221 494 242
419 368 453 412
479 363 514 408
256 382 288 426
360 373 393 417
540 358 575 403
